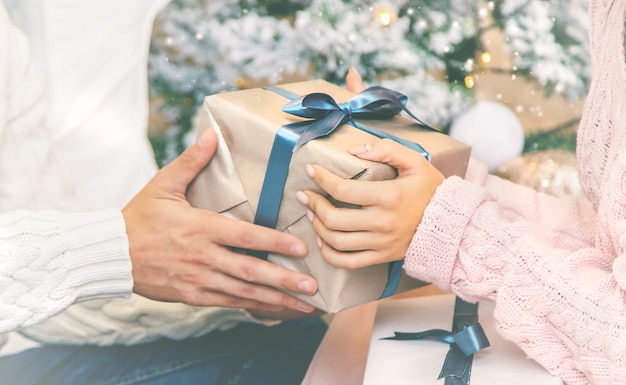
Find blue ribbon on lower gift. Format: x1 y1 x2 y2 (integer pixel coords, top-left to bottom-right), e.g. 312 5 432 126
247 84 432 299
382 296 491 384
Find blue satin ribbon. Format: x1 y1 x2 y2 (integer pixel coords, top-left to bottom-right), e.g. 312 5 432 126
267 85 434 156
251 84 433 299
383 297 490 384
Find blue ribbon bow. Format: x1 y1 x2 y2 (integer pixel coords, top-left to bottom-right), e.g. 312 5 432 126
383 297 491 384
251 84 433 299
278 85 435 155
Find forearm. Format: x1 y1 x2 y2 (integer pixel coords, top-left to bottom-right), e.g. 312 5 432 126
405 158 595 299
0 208 132 333
403 165 626 383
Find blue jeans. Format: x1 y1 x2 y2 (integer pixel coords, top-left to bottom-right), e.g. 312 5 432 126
0 317 327 385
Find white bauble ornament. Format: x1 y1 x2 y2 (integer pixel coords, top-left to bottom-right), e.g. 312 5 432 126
449 101 525 172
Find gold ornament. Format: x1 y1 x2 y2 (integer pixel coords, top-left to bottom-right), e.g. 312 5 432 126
376 8 396 26
480 51 492 64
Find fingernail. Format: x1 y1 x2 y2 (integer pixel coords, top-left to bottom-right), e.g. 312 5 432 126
296 301 316 313
296 191 309 205
305 164 316 178
316 235 323 249
349 66 363 82
348 143 372 155
306 209 314 222
299 279 315 294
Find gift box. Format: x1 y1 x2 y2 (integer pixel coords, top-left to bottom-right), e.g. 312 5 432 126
363 294 563 384
186 79 471 313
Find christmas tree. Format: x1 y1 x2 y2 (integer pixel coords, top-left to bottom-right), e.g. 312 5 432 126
148 0 590 180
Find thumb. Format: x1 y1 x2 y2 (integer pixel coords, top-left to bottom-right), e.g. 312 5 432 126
154 128 219 192
348 138 429 176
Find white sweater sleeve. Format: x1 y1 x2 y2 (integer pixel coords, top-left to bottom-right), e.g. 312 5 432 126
0 208 132 333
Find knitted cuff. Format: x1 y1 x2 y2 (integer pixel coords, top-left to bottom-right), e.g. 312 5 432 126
60 208 132 302
404 176 487 290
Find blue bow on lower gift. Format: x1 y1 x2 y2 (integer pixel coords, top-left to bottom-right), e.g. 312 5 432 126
382 297 491 384
251 84 433 299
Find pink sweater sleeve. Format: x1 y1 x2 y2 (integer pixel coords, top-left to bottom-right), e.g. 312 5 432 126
404 158 623 385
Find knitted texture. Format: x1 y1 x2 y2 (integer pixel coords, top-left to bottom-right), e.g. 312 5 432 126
0 5 132 335
0 210 131 333
5 1 268 346
0 3 71 213
404 2 626 384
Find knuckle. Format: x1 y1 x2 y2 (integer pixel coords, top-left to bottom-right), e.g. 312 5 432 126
184 250 206 266
223 297 242 308
237 264 258 282
311 218 327 238
238 284 258 300
179 288 201 305
306 194 318 209
340 257 362 270
380 189 402 207
332 181 352 200
325 233 347 251
310 194 327 214
323 250 357 270
321 209 341 228
376 216 397 233
313 226 336 248
178 146 196 166
279 275 294 291
234 230 257 250
281 295 296 308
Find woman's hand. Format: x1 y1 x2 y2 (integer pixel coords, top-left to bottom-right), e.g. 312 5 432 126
296 136 444 270
346 66 367 93
123 128 318 315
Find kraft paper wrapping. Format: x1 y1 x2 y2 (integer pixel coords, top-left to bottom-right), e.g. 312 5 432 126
187 79 471 313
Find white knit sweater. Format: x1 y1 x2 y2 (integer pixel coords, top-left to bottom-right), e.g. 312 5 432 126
1 1 264 347
0 3 133 334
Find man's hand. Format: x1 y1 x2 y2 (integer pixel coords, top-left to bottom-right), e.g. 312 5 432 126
123 129 318 315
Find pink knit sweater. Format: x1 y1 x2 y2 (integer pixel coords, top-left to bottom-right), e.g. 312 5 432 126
404 2 626 384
